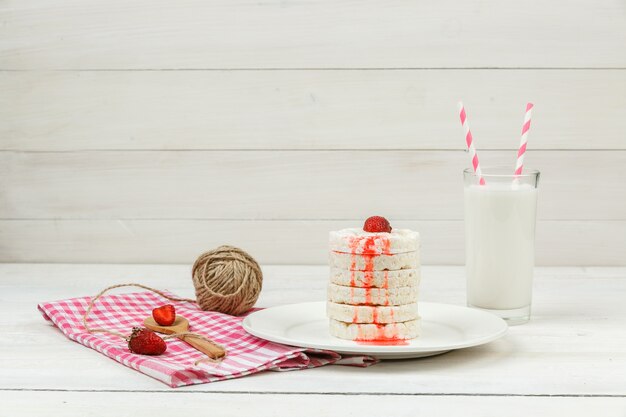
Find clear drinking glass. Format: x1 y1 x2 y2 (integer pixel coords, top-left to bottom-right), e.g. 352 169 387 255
464 167 540 325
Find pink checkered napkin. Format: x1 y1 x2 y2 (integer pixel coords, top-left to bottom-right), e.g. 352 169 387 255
38 291 377 387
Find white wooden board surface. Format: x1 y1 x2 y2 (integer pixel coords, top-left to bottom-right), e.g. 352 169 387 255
2 150 624 220
1 0 625 69
1 0 624 265
3 392 625 417
0 264 624 416
0 220 624 266
1 70 624 151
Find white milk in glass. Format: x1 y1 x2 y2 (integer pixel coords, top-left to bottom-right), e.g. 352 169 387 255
464 176 538 323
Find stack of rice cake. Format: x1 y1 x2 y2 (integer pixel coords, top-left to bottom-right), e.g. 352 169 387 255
327 227 420 341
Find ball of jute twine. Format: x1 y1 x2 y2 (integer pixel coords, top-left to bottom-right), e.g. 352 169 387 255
192 245 263 316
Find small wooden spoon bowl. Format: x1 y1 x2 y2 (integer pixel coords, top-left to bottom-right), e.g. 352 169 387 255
144 315 226 360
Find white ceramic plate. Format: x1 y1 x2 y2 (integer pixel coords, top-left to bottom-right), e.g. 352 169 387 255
243 301 507 359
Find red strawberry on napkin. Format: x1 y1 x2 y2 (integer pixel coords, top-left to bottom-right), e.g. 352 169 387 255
128 327 167 355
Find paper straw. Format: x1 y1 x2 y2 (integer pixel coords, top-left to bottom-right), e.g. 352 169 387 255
514 103 534 175
458 101 485 185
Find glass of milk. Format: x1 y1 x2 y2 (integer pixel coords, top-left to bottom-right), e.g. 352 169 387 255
464 167 540 325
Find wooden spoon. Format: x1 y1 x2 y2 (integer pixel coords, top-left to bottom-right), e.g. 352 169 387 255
143 315 226 360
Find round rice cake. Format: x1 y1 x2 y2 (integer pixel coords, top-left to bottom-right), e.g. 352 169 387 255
328 283 417 306
329 318 420 341
329 228 419 255
327 301 418 324
329 251 418 271
330 268 419 288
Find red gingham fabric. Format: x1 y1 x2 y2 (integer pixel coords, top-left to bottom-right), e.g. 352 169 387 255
38 291 378 387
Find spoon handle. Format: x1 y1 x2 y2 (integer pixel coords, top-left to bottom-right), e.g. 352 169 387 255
181 334 226 359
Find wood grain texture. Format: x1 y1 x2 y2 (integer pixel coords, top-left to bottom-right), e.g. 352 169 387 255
1 150 624 221
1 220 624 265
1 264 625 399
1 70 625 151
1 0 625 69
1 0 624 266
2 391 625 417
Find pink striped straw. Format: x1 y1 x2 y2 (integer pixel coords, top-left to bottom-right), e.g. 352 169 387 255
514 103 534 175
458 101 485 185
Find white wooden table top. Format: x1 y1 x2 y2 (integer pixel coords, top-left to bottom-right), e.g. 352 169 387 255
1 264 625 416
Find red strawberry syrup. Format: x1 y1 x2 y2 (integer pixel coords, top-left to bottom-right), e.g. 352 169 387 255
365 287 373 305
347 234 391 273
357 339 409 346
345 232 394 330
364 271 374 288
355 324 408 346
355 324 409 346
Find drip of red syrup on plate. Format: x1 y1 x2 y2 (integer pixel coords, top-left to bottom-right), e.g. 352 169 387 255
356 339 409 346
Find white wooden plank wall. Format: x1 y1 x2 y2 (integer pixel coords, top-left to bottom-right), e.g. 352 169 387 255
1 0 625 265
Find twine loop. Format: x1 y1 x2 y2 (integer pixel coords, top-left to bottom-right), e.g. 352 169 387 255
82 283 226 364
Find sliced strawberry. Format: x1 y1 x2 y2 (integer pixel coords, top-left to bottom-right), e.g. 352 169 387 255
152 304 176 326
128 327 167 355
363 216 392 233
